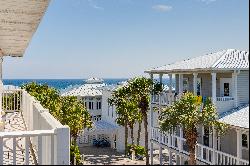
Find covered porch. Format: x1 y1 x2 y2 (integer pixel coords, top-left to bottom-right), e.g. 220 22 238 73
148 70 239 114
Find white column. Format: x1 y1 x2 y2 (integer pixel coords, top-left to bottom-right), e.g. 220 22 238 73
180 156 184 165
212 126 216 165
159 74 163 84
168 74 173 105
232 71 238 107
150 73 154 128
169 148 173 165
150 142 154 165
236 129 242 164
193 73 198 96
159 144 163 165
159 74 163 114
211 73 217 105
179 127 183 152
179 74 183 95
149 73 154 165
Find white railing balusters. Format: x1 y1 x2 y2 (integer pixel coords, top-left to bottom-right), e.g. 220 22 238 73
0 137 3 165
51 135 54 165
151 127 249 165
38 135 43 165
25 137 30 165
13 137 16 165
1 87 70 165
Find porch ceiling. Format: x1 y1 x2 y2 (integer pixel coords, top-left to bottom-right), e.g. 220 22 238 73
0 0 50 57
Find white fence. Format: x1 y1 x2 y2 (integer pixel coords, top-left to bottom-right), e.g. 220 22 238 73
1 88 70 165
151 127 249 165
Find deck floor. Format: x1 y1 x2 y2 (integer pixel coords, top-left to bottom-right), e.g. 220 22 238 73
3 112 35 165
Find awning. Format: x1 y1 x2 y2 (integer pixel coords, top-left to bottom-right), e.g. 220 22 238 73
86 120 119 134
0 0 50 57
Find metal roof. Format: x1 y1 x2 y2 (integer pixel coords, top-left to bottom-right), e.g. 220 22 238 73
61 83 106 97
85 120 119 133
146 49 249 73
219 104 249 129
0 0 50 57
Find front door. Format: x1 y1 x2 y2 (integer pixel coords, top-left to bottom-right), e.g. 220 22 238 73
220 78 232 97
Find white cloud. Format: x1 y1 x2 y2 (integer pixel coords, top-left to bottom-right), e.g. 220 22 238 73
87 0 104 10
152 5 173 12
199 0 217 4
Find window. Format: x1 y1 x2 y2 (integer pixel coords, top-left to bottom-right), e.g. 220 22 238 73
242 134 248 148
96 102 101 110
183 78 189 92
89 102 94 110
224 83 230 96
99 102 102 109
197 78 202 96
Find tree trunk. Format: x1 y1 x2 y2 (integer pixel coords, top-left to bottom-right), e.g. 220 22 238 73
185 128 198 165
125 122 128 156
137 121 142 146
143 113 149 165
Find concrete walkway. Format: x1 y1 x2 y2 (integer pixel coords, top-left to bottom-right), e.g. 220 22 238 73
79 146 176 165
79 146 148 165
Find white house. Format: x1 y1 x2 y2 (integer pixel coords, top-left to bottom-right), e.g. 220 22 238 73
61 78 105 121
0 1 70 165
145 49 249 165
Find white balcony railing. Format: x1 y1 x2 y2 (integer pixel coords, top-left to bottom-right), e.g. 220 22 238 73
1 88 70 165
151 92 177 106
216 97 235 114
151 127 249 165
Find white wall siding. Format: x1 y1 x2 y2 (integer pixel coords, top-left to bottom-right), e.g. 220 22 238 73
237 71 249 105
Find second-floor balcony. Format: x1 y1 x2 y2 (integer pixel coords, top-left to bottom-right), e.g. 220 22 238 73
151 92 235 114
0 87 70 165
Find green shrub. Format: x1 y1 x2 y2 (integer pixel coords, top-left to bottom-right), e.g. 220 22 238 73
70 143 82 165
127 144 146 156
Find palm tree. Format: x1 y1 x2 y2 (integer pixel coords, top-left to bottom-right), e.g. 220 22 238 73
159 92 228 165
127 77 153 165
108 85 132 155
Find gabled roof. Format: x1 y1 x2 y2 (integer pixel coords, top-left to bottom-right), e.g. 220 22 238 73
0 0 50 57
61 83 106 97
219 104 249 129
145 49 249 73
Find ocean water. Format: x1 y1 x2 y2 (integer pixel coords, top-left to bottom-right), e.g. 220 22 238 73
3 78 170 92
3 79 127 91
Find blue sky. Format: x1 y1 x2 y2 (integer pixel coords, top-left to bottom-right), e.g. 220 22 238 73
4 0 249 79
